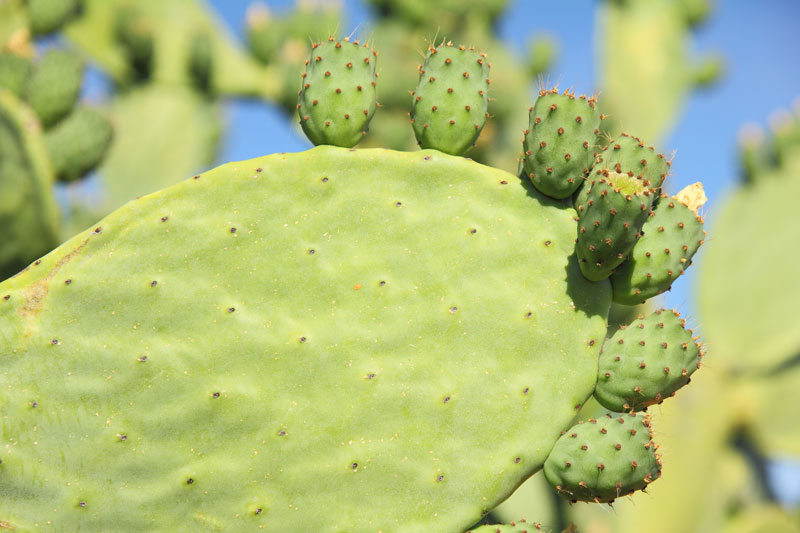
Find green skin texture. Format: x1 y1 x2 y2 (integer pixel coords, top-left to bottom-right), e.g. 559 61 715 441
610 195 704 305
0 52 31 99
469 521 539 533
523 91 601 199
44 105 113 183
573 132 669 213
0 146 610 531
298 39 377 148
575 173 654 281
543 413 661 503
25 48 83 128
0 90 59 280
595 309 702 412
26 0 79 35
410 44 490 156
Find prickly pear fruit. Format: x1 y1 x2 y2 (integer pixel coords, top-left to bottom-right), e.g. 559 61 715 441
594 309 703 412
575 171 655 281
544 413 661 503
0 90 59 279
44 106 113 182
522 89 601 199
298 37 377 148
573 132 669 211
0 146 609 531
26 0 79 35
410 42 490 156
0 52 32 98
610 183 706 304
25 49 83 127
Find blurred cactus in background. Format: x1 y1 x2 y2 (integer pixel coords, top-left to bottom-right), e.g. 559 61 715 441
0 0 112 278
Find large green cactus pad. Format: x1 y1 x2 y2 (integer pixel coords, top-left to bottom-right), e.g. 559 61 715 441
0 147 610 531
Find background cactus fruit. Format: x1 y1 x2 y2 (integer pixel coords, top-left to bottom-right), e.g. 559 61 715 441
44 106 113 182
0 90 59 280
25 48 83 127
610 183 706 304
0 146 610 531
25 0 80 35
543 413 662 503
594 309 703 412
522 89 601 199
0 52 32 99
575 171 654 281
298 37 377 148
410 42 490 156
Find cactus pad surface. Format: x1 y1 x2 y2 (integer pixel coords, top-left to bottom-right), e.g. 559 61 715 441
0 146 610 531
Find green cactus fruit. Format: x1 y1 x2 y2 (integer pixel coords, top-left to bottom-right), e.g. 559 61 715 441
0 51 32 98
189 30 213 92
575 171 655 281
25 48 83 127
298 37 377 148
610 183 706 304
410 42 490 156
594 309 703 412
544 412 662 503
573 132 670 211
244 4 280 65
26 0 79 35
114 5 155 80
596 133 671 190
0 146 610 531
0 90 59 280
44 105 113 182
522 89 602 199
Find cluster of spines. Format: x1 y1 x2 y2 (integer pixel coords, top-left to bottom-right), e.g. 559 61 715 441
297 36 378 148
521 88 603 199
610 184 706 304
409 42 490 155
594 309 704 412
543 412 662 504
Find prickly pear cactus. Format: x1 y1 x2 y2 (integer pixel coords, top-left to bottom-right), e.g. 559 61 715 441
544 413 662 503
410 42 490 155
0 33 710 531
298 37 377 148
0 89 59 280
